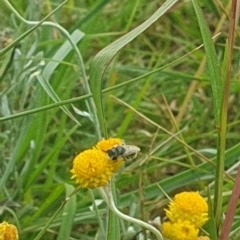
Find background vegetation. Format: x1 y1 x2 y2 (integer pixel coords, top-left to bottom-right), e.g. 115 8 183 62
0 0 239 239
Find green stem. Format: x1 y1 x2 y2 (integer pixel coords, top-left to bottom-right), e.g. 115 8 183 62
99 184 163 240
214 0 237 229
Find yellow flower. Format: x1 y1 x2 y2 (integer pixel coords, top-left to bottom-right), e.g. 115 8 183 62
162 220 199 240
165 192 208 228
96 138 123 152
71 138 125 188
0 221 18 240
197 237 210 240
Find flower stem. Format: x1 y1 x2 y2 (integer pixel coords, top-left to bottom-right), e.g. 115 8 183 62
99 184 163 240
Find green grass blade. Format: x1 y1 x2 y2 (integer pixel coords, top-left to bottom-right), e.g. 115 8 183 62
89 0 179 137
192 0 223 123
192 0 225 231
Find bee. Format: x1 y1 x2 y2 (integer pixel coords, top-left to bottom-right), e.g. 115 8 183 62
107 144 140 161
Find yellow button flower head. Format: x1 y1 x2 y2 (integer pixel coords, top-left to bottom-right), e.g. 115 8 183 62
162 220 199 240
165 191 208 228
0 221 18 240
71 138 125 188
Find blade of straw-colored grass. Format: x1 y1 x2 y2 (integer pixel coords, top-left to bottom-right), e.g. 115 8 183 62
175 0 230 127
57 184 76 240
89 0 179 137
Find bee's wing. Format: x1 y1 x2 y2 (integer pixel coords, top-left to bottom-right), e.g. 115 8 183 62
122 145 140 158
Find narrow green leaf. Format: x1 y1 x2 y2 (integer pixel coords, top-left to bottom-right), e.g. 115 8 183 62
192 0 226 230
192 0 223 124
